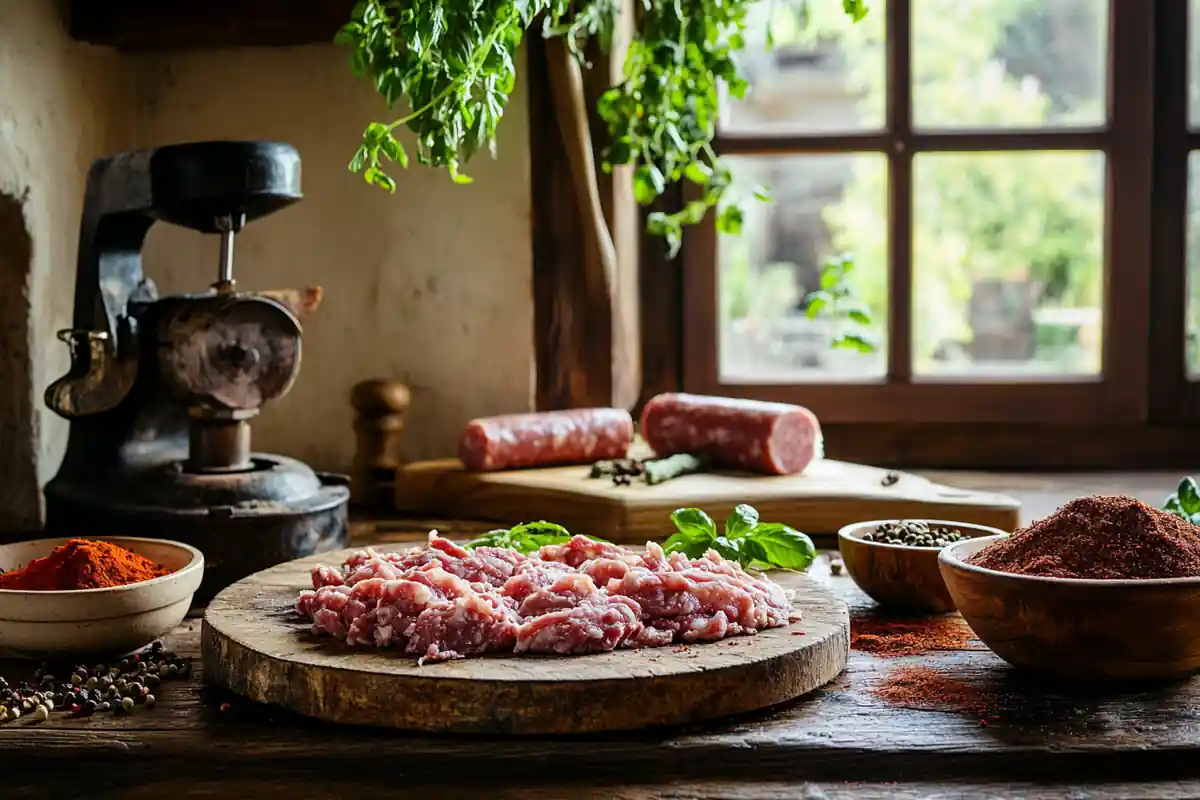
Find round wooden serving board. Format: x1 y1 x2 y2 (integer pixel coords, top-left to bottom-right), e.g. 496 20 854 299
201 546 850 734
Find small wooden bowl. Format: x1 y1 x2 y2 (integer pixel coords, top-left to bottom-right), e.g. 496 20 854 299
838 519 1008 613
940 536 1200 684
0 537 203 659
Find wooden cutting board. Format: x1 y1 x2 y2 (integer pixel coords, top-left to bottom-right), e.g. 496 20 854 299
201 547 849 734
393 458 1021 542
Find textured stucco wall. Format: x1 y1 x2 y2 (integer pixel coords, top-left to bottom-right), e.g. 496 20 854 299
133 46 535 470
0 1 133 530
0 12 534 523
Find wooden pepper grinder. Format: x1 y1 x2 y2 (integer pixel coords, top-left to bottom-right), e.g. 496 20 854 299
350 379 411 508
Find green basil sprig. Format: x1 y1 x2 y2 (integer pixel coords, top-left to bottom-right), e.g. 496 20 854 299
465 522 609 553
1163 477 1200 524
663 504 816 571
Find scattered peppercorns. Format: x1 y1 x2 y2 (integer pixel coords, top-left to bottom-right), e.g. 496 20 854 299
860 520 967 548
0 640 189 724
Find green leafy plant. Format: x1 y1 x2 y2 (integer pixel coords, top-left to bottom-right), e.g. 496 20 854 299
1163 477 1200 525
464 521 586 553
663 504 817 571
336 0 869 254
803 253 876 353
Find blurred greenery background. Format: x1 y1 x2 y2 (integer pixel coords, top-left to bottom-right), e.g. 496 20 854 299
717 0 1114 382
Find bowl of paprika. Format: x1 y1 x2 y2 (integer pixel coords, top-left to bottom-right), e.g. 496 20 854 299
0 537 203 658
939 495 1200 684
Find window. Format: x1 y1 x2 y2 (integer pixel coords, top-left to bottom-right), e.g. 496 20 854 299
1158 0 1200 419
681 0 1155 425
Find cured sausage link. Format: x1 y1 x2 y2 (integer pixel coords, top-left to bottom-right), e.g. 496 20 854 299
458 408 634 471
639 393 822 476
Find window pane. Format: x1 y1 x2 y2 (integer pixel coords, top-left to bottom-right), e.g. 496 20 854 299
719 0 885 133
1192 0 1200 128
1187 152 1200 376
718 154 888 384
912 152 1105 379
912 0 1107 130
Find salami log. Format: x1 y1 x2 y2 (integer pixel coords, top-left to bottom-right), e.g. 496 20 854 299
458 408 634 471
639 393 822 476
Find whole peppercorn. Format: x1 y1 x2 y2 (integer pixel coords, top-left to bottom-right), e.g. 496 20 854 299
145 695 156 709
121 696 135 714
32 704 49 722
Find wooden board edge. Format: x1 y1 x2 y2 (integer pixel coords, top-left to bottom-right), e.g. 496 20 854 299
201 597 851 735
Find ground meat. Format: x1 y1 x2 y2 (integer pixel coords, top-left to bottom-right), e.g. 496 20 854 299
517 573 601 618
538 535 644 568
296 532 796 664
458 408 634 471
640 392 823 475
515 595 645 654
407 593 519 663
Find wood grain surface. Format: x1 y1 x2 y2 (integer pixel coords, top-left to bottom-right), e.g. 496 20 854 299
394 457 1022 541
201 547 849 733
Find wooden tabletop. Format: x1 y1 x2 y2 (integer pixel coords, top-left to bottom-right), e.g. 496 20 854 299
7 472 1200 798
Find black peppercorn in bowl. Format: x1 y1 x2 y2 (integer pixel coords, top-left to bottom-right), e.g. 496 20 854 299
940 536 1200 684
837 519 1009 613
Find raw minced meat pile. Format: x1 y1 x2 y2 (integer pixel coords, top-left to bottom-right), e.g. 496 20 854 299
296 533 800 664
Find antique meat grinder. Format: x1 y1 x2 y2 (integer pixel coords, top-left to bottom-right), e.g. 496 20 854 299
43 141 349 601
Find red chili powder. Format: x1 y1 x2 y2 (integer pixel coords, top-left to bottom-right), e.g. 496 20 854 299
872 666 1013 718
851 614 973 657
0 539 172 590
970 495 1200 579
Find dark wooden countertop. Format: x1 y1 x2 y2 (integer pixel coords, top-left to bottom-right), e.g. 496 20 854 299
7 473 1200 798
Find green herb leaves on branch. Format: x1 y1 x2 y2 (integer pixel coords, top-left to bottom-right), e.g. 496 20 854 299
337 0 869 253
804 252 876 353
663 504 817 571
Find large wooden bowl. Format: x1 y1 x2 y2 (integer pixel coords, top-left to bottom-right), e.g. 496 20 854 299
940 536 1200 684
837 519 1007 613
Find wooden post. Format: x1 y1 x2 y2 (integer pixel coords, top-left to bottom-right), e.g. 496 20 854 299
349 379 410 508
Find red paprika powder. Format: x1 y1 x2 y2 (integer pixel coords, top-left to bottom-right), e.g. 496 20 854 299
0 539 172 590
970 495 1200 580
851 614 973 657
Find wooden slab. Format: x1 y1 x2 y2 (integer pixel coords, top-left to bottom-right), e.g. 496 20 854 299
394 458 1021 542
201 547 849 734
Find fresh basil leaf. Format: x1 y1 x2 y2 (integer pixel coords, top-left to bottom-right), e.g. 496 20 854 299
712 536 741 562
671 508 716 540
746 523 817 571
1178 477 1200 515
724 504 759 539
663 531 712 559
464 528 513 549
509 521 571 539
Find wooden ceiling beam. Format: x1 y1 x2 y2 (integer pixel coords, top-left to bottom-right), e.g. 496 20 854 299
68 1 356 51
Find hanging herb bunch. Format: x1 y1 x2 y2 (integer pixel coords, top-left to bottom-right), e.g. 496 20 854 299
336 0 869 256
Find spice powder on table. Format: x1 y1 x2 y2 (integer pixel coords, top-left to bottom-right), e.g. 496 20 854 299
872 666 1013 720
850 614 973 657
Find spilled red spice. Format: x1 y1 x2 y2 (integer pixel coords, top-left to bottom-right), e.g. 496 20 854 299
850 614 973 657
0 539 172 590
970 495 1200 579
872 666 1013 718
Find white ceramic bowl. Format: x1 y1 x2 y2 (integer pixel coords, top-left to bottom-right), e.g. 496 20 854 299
0 536 204 659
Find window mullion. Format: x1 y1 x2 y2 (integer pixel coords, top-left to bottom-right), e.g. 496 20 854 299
887 0 913 383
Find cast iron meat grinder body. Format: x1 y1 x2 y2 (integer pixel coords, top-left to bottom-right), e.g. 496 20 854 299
43 142 349 602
